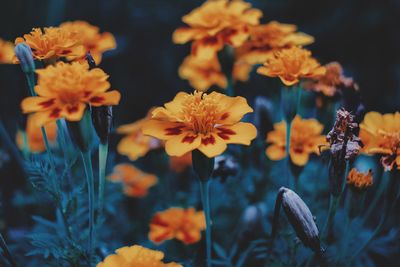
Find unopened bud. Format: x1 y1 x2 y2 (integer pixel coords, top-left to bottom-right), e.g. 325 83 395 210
92 106 113 144
273 187 322 253
14 43 35 74
254 96 274 138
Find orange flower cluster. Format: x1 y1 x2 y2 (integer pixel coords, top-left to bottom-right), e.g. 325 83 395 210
0 38 15 64
108 163 158 197
117 111 162 161
266 115 327 166
21 61 121 126
347 168 373 190
360 111 400 171
257 46 326 86
16 115 57 153
173 0 262 60
149 207 205 244
60 21 116 64
97 245 182 267
143 91 257 158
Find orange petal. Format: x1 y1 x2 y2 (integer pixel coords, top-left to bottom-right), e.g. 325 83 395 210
215 122 257 145
89 90 121 106
266 145 286 161
192 36 224 60
142 120 187 140
198 133 227 158
165 132 201 157
62 102 87 122
21 97 56 113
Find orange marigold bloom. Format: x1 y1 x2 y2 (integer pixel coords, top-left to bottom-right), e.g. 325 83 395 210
108 163 158 197
173 0 262 59
266 115 327 166
359 111 400 171
0 38 15 64
170 152 192 173
149 207 206 245
347 168 373 190
142 91 257 158
302 62 357 96
179 55 227 92
96 245 182 267
117 112 162 161
257 46 326 86
60 21 116 64
16 115 57 153
15 27 85 62
21 61 121 126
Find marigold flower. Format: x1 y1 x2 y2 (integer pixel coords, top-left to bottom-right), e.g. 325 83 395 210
169 152 192 173
347 168 373 191
257 46 325 86
149 207 206 244
359 111 400 171
142 91 257 158
117 111 162 161
173 0 262 59
236 21 314 66
96 245 182 267
179 55 227 92
60 21 116 64
21 61 120 126
16 115 57 153
0 38 15 64
15 27 85 62
108 163 158 197
302 62 358 96
266 115 326 166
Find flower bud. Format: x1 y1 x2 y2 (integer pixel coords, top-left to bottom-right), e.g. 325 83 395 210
192 149 214 181
14 43 35 74
254 96 273 138
212 155 238 182
281 87 300 122
91 106 113 144
273 187 322 253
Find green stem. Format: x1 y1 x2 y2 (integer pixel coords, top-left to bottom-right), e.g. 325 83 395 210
0 121 26 174
199 179 212 267
25 72 36 96
285 120 293 188
0 233 18 267
81 151 95 261
361 171 387 225
226 76 234 97
338 190 352 262
97 142 108 226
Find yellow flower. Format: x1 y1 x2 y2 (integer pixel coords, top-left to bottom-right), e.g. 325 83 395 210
107 163 158 197
302 62 357 96
257 46 326 86
97 245 182 267
21 61 120 126
179 55 227 92
169 152 192 173
142 91 257 158
117 111 162 161
173 0 262 59
149 207 205 245
266 115 327 166
236 21 314 66
359 111 400 171
60 21 116 64
16 115 57 153
15 27 85 62
0 39 15 64
347 168 373 190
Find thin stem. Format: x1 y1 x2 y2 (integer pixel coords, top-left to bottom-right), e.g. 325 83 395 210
81 151 95 261
199 179 212 267
226 76 234 97
285 120 293 188
25 73 36 96
97 142 108 226
0 121 26 174
361 171 387 225
338 190 352 262
0 233 18 267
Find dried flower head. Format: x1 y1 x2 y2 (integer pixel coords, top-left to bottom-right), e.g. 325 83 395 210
15 27 85 62
60 20 116 64
347 168 373 191
266 115 327 166
179 55 227 92
21 61 121 126
149 207 205 245
359 111 400 171
173 0 262 59
96 245 182 267
257 46 325 86
303 62 358 97
142 91 257 158
0 38 15 64
107 163 158 197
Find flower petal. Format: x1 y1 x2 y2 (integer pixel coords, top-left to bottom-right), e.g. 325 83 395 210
266 144 286 161
143 120 187 140
62 102 87 122
165 132 201 157
21 97 56 113
192 36 224 60
89 90 121 106
198 133 227 158
215 122 257 145
213 93 253 124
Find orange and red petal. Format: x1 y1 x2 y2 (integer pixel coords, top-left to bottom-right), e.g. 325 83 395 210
192 36 224 60
216 122 257 145
143 120 187 140
165 132 201 157
62 102 87 122
89 90 121 106
198 133 227 158
21 96 56 113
